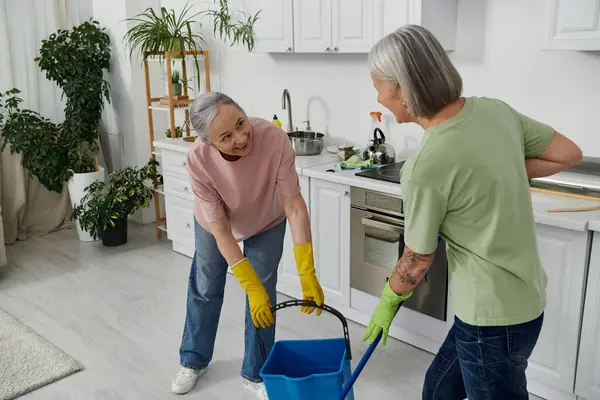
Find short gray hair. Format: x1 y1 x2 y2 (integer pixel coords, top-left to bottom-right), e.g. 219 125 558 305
189 92 246 141
368 25 462 119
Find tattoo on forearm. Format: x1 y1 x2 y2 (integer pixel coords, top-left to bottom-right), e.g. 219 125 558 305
391 248 433 289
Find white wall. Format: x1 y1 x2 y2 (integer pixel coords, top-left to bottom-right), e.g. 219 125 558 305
164 0 600 158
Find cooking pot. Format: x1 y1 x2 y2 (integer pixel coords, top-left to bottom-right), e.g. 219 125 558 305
362 128 395 165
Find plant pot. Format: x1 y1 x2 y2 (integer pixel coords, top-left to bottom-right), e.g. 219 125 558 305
68 167 105 242
169 38 184 59
101 217 128 247
171 83 182 96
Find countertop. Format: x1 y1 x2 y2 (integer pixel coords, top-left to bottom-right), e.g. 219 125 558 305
154 139 600 232
153 139 337 175
303 160 600 232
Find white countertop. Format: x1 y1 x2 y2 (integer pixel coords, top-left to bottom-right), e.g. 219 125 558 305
154 139 600 232
302 161 600 232
153 139 337 175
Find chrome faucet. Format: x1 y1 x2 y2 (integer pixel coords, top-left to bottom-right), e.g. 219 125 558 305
281 89 293 132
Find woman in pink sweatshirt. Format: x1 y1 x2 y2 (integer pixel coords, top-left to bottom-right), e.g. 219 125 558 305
171 92 324 399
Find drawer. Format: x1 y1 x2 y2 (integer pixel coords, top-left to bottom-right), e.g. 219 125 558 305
162 151 188 175
165 195 195 243
164 172 194 201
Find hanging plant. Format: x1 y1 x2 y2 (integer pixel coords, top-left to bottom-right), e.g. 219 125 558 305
207 0 261 51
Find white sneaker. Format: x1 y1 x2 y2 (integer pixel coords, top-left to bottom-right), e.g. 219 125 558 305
243 378 269 399
171 367 207 394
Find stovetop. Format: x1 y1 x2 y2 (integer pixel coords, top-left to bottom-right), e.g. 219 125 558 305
355 161 405 184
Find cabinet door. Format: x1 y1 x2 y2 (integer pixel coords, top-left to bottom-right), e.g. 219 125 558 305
527 224 590 392
575 233 600 399
374 0 410 42
331 0 374 53
542 0 600 50
293 0 333 53
310 179 350 306
245 0 294 53
277 176 310 299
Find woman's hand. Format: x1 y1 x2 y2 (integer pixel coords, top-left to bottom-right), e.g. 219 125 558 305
362 281 412 346
231 258 275 328
294 243 325 315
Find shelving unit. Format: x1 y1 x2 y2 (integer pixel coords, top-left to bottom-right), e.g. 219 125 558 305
143 50 211 239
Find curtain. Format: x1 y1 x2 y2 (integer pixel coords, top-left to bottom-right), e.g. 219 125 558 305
0 0 93 268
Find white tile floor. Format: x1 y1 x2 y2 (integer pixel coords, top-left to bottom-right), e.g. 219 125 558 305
0 224 542 399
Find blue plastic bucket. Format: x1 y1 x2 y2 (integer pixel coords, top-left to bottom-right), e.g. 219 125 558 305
257 301 355 400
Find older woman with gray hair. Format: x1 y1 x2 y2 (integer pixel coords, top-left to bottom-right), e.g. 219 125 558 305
361 25 582 399
171 92 324 398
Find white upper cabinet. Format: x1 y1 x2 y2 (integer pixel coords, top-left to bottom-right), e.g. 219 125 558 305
542 0 600 50
246 0 294 53
331 0 374 53
293 0 333 53
374 0 458 51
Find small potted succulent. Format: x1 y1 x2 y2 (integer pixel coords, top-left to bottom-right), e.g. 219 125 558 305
171 70 183 96
72 159 163 246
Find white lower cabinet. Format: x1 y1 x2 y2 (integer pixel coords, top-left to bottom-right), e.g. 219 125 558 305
575 232 600 400
527 224 590 399
309 178 351 307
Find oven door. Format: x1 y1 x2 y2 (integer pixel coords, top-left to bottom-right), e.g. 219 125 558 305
350 207 448 322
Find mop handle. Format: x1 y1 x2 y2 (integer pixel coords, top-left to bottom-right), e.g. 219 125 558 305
338 302 403 400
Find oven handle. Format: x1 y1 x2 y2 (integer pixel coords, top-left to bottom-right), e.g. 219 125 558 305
361 215 404 234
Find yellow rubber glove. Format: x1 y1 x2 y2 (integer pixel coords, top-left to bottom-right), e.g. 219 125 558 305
231 258 274 329
293 242 325 315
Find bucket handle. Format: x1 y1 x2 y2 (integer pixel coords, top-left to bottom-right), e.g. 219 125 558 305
257 300 352 362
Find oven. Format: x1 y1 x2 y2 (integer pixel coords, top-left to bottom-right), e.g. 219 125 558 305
350 187 448 322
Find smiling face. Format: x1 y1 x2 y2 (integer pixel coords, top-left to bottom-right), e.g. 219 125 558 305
208 104 253 157
371 74 415 124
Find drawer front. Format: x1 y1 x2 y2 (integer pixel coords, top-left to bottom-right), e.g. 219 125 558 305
165 195 195 243
162 151 188 175
164 172 194 201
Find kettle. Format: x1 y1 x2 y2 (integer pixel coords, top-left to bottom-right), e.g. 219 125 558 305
362 128 395 165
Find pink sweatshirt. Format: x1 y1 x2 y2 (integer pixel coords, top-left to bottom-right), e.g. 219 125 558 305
186 117 300 241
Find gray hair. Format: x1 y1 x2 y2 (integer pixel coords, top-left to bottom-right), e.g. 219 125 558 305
368 25 462 119
189 92 246 141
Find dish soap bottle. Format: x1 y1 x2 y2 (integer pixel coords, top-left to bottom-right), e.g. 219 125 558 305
272 114 282 128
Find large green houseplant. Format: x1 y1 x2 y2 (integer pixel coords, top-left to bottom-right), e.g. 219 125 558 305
72 159 163 246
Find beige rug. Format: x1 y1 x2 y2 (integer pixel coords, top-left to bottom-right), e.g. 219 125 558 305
0 309 83 400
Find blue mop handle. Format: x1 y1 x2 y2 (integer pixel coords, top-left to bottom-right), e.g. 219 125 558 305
338 302 403 400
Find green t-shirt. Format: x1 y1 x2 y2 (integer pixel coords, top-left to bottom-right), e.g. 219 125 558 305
400 97 554 326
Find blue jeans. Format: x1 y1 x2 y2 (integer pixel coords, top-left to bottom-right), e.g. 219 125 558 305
179 218 286 382
423 313 544 400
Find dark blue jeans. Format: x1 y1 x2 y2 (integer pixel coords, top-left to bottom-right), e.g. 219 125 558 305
423 313 544 400
179 218 285 382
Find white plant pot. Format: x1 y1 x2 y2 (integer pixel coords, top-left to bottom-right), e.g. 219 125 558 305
67 167 105 242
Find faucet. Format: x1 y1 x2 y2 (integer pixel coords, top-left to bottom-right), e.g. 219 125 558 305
281 89 293 132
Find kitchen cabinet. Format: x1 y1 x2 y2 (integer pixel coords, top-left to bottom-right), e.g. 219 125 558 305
244 0 294 53
542 0 600 51
331 0 374 53
277 175 311 299
526 223 590 395
310 179 351 306
374 0 458 50
575 231 600 400
292 0 333 53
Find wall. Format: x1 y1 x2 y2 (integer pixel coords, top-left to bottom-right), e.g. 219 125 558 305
160 0 600 159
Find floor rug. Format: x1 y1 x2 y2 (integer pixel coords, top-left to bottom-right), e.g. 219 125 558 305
0 309 83 399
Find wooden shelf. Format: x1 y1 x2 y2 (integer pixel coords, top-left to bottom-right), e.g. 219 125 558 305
154 185 165 195
158 223 168 233
149 104 190 112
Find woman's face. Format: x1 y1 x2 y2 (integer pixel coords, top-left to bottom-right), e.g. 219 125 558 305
371 74 414 123
208 104 253 157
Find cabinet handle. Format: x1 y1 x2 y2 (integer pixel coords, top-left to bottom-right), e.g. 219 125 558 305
343 190 349 197
286 47 292 52
183 186 189 192
325 47 331 52
333 47 339 53
180 161 186 167
186 223 191 229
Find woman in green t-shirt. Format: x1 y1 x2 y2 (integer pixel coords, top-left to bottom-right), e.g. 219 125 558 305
362 25 582 400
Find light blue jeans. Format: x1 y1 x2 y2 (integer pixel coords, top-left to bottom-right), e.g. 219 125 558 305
179 218 285 382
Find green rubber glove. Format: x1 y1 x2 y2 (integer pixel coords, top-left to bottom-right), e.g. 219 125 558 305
362 281 413 346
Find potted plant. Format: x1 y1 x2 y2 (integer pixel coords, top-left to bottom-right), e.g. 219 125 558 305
165 125 184 138
123 1 205 74
171 70 183 96
208 0 261 51
72 159 163 247
31 20 112 241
